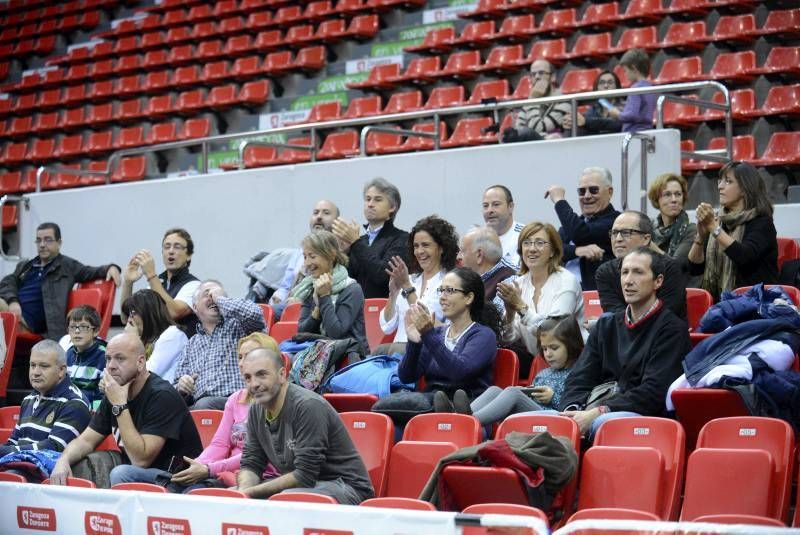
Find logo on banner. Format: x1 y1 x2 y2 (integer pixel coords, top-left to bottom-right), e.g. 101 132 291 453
221 523 270 535
303 530 353 535
85 512 121 535
17 506 57 531
148 517 191 535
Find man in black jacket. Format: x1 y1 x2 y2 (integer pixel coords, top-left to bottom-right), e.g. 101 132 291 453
547 167 620 291
0 222 120 340
560 247 689 439
595 211 687 319
332 177 409 299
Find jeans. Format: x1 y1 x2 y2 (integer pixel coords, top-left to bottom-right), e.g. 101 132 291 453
109 464 171 487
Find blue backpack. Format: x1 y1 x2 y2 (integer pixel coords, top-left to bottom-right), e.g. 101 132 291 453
323 354 415 398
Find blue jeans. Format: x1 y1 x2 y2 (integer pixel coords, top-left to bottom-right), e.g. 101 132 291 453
109 464 171 487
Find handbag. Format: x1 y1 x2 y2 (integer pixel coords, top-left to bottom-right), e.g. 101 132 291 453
584 381 618 410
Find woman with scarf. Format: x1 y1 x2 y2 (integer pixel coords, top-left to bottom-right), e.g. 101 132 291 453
293 230 368 353
647 173 697 285
688 161 778 300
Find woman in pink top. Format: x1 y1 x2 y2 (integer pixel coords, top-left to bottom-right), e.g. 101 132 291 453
168 332 279 492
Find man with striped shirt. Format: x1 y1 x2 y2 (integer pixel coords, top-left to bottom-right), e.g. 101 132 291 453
0 340 90 463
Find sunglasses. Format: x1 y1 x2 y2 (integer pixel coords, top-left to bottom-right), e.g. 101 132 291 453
577 186 601 196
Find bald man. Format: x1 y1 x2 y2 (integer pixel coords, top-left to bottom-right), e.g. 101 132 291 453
50 333 202 488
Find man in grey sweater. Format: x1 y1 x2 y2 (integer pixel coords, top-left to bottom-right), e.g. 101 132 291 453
237 349 374 503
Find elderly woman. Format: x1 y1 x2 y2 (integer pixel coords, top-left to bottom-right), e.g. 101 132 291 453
498 222 587 377
292 230 368 353
379 215 459 353
688 161 778 299
648 173 697 263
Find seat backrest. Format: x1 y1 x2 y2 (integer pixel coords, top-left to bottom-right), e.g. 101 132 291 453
776 237 799 271
269 321 298 344
0 404 20 428
112 482 167 493
361 497 436 511
188 487 248 498
268 491 337 504
680 448 773 520
363 298 393 352
384 90 422 114
257 304 275 330
340 411 393 496
385 441 458 498
569 508 660 523
0 313 18 399
594 416 685 519
493 348 518 388
685 288 712 331
190 409 224 449
402 413 481 448
696 416 794 520
582 290 603 319
281 302 302 322
67 288 103 316
464 503 548 521
560 68 601 94
578 446 665 515
76 279 116 338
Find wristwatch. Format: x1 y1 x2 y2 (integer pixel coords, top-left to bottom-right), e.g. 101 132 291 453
401 286 416 299
111 403 128 417
712 226 723 238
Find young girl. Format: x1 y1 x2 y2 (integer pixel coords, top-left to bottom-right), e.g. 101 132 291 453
459 315 584 426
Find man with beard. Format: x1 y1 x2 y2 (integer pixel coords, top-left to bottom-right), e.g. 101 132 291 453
237 348 374 503
174 280 265 410
49 333 202 487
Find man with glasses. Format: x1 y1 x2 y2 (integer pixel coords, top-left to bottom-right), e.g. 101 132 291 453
596 211 687 318
0 222 120 340
547 167 619 291
510 59 571 139
119 228 199 337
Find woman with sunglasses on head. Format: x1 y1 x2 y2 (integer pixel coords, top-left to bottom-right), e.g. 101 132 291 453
497 222 587 378
688 162 778 300
122 289 188 384
398 268 502 412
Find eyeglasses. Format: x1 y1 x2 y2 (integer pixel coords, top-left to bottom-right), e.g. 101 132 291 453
68 324 94 333
529 70 551 77
521 239 550 250
162 243 187 251
609 228 647 240
437 287 468 296
35 237 57 245
577 186 601 196
660 190 683 199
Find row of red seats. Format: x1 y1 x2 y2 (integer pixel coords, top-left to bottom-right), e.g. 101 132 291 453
656 49 800 86
407 11 797 58
681 132 800 171
0 156 148 191
0 10 102 45
663 85 800 127
0 0 116 24
459 0 759 21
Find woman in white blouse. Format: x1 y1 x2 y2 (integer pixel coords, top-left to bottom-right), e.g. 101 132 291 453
378 215 460 354
498 222 587 375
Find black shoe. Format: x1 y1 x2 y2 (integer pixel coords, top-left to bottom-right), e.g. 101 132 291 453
433 390 454 413
453 389 472 415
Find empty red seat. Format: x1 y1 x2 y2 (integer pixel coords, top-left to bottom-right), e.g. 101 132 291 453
315 19 346 42
293 45 326 73
713 14 757 43
253 29 282 52
114 75 141 98
661 99 701 127
468 79 509 103
176 89 206 114
761 84 800 116
537 8 576 36
758 8 800 39
473 44 525 75
423 85 466 109
655 56 704 84
317 130 360 160
453 20 496 48
231 56 262 80
578 1 619 30
703 89 758 121
614 26 659 53
347 63 401 91
239 79 270 106
458 0 506 20
26 138 56 163
242 145 278 168
618 0 664 23
168 44 194 66
752 132 800 166
494 14 536 42
388 56 441 85
682 135 756 172
144 94 174 118
112 155 147 182
55 133 84 159
708 51 757 83
173 65 200 88
345 14 378 40
528 38 569 65
404 27 455 55
276 137 314 165
262 51 294 76
301 101 342 124
285 24 315 47
144 71 172 94
343 95 382 119
754 46 800 77
32 111 60 134
383 90 423 114
85 130 114 155
116 126 144 149
273 5 302 25
399 121 447 152
560 68 601 94
201 61 230 83
197 40 223 61
304 0 334 21
148 121 179 144
433 50 481 80
60 107 87 130
86 102 113 127
440 117 496 148
117 99 143 123
364 128 404 155
62 84 87 106
567 32 613 62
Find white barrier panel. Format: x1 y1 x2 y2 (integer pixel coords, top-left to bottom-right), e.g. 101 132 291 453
554 519 798 534
0 482 549 535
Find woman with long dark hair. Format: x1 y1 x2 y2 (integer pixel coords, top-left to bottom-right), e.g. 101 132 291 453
122 289 188 383
398 267 502 410
688 161 778 299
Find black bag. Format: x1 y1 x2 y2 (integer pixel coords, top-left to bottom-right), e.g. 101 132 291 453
584 381 619 410
372 391 432 425
501 126 543 143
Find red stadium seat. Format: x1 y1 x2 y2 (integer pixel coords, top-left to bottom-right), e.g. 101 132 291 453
361 497 436 511
363 298 393 351
201 62 230 84
364 129 404 155
41 477 95 488
317 130 360 160
468 79 510 103
560 68 601 94
660 20 708 50
578 2 619 30
112 156 147 183
340 412 393 496
754 46 800 77
397 121 447 152
758 9 800 39
390 56 442 85
383 90 423 114
568 508 660 523
618 0 664 24
712 14 757 43
670 390 749 450
695 514 786 527
253 30 282 52
112 482 167 493
262 51 294 77
293 45 326 74
188 487 248 498
472 45 525 75
285 24 315 48
347 63 401 91
403 413 481 448
537 8 577 36
458 0 506 20
775 238 800 271
404 27 455 55
324 393 379 412
26 138 56 163
240 80 270 105
343 95 382 119
452 21 496 48
385 441 458 498
0 404 20 428
655 56 704 84
708 51 758 84
144 70 172 94
238 145 277 168
177 90 207 115
191 409 224 449
54 134 85 159
494 14 537 43
269 492 337 504
613 26 659 53
147 121 179 145
269 321 298 343
761 84 800 117
85 130 114 156
423 86 466 109
682 135 756 172
685 288 712 332
567 32 614 62
702 89 758 121
0 472 27 483
116 127 145 150
752 132 800 166
344 14 378 41
440 117 496 148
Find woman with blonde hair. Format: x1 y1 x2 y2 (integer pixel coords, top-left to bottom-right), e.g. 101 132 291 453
293 230 368 353
497 222 587 376
647 173 697 263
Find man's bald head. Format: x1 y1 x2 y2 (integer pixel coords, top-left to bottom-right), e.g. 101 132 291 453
107 332 146 357
460 226 503 274
242 347 284 371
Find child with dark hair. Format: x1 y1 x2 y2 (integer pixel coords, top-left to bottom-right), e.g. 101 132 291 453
65 305 106 408
455 315 583 423
610 49 656 133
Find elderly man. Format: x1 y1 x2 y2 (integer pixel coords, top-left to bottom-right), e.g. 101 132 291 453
547 167 620 291
459 226 516 310
511 59 571 138
237 348 374 503
0 222 120 340
0 340 91 481
481 185 525 267
174 280 266 410
595 211 687 319
332 177 409 299
119 228 200 337
49 333 202 487
560 248 689 438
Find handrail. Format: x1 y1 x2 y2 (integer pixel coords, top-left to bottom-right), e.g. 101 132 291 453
620 133 656 211
0 194 30 261
36 80 730 190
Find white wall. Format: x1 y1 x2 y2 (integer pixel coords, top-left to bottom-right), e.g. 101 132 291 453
8 128 791 309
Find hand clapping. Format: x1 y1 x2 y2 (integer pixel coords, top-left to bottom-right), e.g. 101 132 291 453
385 256 411 295
695 202 717 237
313 272 333 298
497 280 525 312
